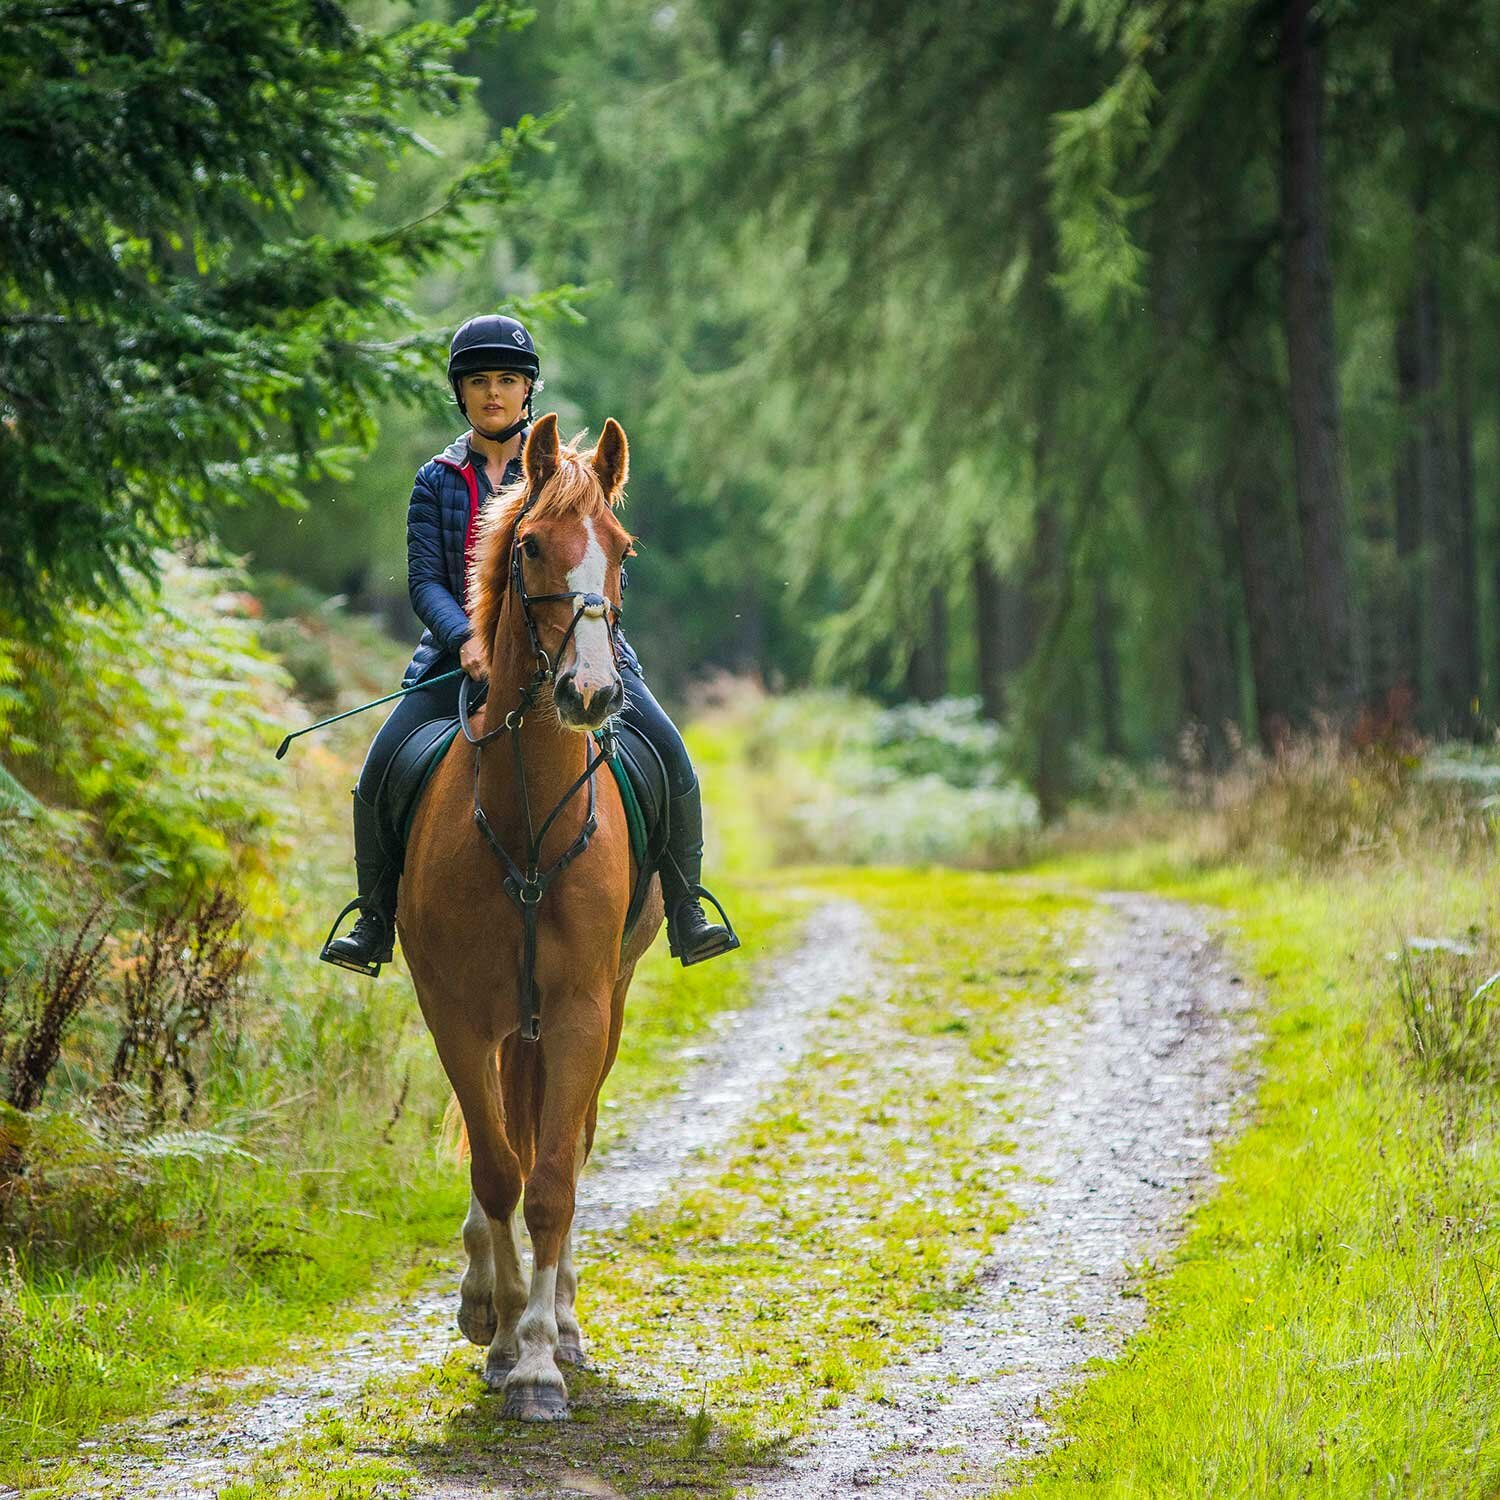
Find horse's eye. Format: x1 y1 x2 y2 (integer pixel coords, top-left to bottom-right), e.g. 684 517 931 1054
522 536 541 560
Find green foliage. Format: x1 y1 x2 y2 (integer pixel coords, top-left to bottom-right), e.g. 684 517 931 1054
868 697 1016 788
1395 940 1500 1089
0 0 549 620
0 555 291 909
1206 732 1495 870
734 691 1041 866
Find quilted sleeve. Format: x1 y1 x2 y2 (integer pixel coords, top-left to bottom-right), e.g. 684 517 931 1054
406 467 472 651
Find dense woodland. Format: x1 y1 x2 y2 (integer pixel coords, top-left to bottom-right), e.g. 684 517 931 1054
5 0 1500 812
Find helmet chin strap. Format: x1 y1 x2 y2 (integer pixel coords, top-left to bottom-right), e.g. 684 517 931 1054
474 414 528 443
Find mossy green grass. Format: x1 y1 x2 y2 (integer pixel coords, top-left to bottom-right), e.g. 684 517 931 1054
1003 848 1500 1497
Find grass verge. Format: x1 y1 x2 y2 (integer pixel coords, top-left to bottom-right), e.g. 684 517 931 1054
1002 850 1500 1498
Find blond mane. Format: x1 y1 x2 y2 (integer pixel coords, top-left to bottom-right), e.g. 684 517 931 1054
466 435 628 669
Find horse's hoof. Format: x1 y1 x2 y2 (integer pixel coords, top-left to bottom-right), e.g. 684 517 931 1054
556 1333 587 1368
482 1358 515 1392
502 1384 570 1422
458 1298 498 1348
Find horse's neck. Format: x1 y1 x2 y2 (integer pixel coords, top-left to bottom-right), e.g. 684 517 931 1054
476 611 590 852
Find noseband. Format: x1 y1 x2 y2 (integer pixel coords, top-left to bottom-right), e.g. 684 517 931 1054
458 497 625 1043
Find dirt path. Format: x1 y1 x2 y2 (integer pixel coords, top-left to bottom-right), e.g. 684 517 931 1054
49 900 875 1500
745 892 1256 1497
40 889 1255 1500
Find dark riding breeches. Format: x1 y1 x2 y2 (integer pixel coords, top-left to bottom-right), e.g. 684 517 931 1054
617 659 695 799
357 661 465 804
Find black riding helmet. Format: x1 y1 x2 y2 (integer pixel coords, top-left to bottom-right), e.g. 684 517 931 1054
448 314 541 442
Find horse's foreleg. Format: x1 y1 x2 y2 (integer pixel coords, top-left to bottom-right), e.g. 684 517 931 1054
458 1190 498 1347
459 1189 528 1384
504 1026 607 1423
554 1129 588 1368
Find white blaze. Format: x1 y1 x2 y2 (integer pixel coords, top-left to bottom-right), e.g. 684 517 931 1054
564 518 616 696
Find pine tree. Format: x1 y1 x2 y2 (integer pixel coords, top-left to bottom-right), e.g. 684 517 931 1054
0 0 544 617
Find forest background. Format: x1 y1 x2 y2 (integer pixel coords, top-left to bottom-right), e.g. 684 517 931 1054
237 0 1500 811
11 0 1500 810
4 0 1500 1487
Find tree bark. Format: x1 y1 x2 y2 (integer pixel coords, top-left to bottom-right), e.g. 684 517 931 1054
1449 302 1478 731
1181 487 1239 767
904 587 948 702
1393 301 1424 708
1231 464 1304 747
1092 571 1125 758
973 552 1008 721
1402 271 1476 735
1021 493 1073 819
1222 322 1307 746
1280 0 1358 712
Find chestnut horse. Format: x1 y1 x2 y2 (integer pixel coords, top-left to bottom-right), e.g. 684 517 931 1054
399 414 663 1421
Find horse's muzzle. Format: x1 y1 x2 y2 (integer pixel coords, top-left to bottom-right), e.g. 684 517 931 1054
553 669 624 730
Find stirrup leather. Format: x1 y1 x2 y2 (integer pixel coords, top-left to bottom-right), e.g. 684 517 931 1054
667 884 741 967
319 897 392 978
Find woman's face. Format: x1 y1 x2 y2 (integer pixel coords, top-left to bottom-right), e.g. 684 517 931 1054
461 370 530 433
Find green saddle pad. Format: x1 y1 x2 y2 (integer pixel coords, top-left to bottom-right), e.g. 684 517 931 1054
383 718 652 881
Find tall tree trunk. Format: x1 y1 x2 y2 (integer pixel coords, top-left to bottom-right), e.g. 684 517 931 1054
1092 571 1125 757
1182 486 1239 766
1393 302 1424 711
904 587 948 701
1022 493 1069 819
1231 458 1304 747
973 552 1008 721
1451 302 1479 731
1280 0 1358 712
1405 271 1476 735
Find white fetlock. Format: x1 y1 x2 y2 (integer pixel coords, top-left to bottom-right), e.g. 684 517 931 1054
502 1265 569 1421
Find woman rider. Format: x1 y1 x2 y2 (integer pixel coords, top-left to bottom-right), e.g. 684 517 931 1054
320 313 739 974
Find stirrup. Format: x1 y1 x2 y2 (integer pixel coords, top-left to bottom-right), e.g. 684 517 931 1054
667 885 741 967
319 897 390 978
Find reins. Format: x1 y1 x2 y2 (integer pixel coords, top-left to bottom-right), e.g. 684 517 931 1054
461 493 624 1043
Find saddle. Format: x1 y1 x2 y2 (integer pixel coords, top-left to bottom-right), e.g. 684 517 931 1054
374 714 667 944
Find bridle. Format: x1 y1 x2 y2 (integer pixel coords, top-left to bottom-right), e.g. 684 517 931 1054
458 493 625 1043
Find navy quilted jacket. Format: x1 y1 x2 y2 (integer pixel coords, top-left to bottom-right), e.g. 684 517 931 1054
402 430 515 687
402 428 639 687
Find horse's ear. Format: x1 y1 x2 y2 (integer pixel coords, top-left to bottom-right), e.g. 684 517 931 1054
591 418 629 502
524 413 560 487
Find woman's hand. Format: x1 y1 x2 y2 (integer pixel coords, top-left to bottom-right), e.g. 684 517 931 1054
460 636 489 682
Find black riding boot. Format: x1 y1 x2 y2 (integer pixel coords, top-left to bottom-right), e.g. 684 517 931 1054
320 788 399 977
661 779 740 967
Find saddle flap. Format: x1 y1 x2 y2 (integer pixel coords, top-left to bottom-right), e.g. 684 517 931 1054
601 720 668 859
380 716 463 856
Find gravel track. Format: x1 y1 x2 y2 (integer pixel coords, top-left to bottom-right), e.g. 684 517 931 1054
35 899 873 1500
744 891 1257 1498
25 889 1257 1500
